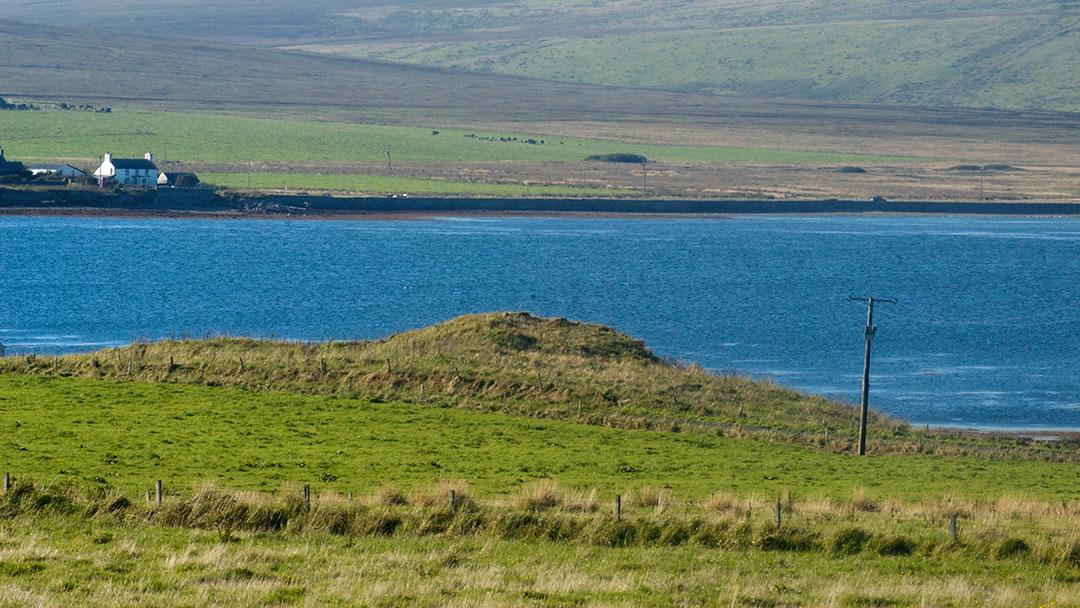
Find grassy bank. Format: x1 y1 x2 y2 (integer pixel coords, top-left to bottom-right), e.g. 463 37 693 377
0 481 1077 607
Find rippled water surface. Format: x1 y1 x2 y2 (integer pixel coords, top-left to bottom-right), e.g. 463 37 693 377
3 215 1078 430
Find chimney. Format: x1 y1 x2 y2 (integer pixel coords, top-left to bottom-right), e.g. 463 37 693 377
0 146 4 160
145 152 153 162
104 152 112 163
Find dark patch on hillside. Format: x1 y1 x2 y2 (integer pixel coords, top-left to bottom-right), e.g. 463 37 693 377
586 154 648 164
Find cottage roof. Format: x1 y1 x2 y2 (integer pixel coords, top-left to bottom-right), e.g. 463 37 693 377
111 158 157 170
30 163 83 172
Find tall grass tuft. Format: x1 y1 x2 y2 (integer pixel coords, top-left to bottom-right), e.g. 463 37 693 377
512 479 563 511
628 485 676 511
0 480 76 517
828 527 871 554
370 484 409 507
850 487 878 512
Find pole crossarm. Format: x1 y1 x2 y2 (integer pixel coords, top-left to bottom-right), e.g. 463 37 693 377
846 296 898 304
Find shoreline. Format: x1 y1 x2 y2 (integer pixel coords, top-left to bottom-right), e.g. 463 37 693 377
6 186 1080 219
0 206 735 222
926 427 1080 442
6 200 1080 221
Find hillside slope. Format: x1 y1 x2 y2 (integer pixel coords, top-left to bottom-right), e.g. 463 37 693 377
307 0 1080 112
2 1 1077 111
0 19 722 125
4 18 1079 144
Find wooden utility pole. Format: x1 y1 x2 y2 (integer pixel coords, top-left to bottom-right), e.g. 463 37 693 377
385 144 392 176
847 296 897 455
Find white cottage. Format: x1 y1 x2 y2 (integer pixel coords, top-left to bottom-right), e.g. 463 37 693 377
93 152 158 186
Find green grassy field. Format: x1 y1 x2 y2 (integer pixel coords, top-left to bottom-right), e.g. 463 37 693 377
1 373 1078 607
199 173 630 196
4 374 1079 501
1 314 1077 499
1 313 1078 607
0 109 904 166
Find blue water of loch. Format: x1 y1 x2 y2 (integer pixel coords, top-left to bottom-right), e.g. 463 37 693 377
2 214 1079 430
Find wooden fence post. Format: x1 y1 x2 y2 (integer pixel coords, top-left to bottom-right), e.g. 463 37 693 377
615 495 622 520
155 480 163 505
146 490 151 503
450 489 456 509
3 472 8 494
774 502 782 527
950 513 958 542
304 484 311 512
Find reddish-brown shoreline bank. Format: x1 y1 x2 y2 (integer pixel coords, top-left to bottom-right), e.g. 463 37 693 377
6 187 1080 219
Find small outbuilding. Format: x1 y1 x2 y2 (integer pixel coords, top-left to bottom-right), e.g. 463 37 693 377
29 163 86 178
157 171 200 187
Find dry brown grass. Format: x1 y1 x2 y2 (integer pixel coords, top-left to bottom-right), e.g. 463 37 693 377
370 484 409 507
176 157 1080 203
626 485 679 512
410 479 473 509
849 487 879 513
511 479 564 511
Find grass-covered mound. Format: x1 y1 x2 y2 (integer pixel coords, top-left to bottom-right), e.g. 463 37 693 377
0 312 893 437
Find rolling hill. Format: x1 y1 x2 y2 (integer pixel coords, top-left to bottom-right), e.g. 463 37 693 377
3 0 1077 112
3 19 1078 139
297 0 1080 112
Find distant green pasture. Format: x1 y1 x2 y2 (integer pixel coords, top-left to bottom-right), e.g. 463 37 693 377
360 11 1080 110
201 172 631 196
1 375 1076 501
0 109 903 165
